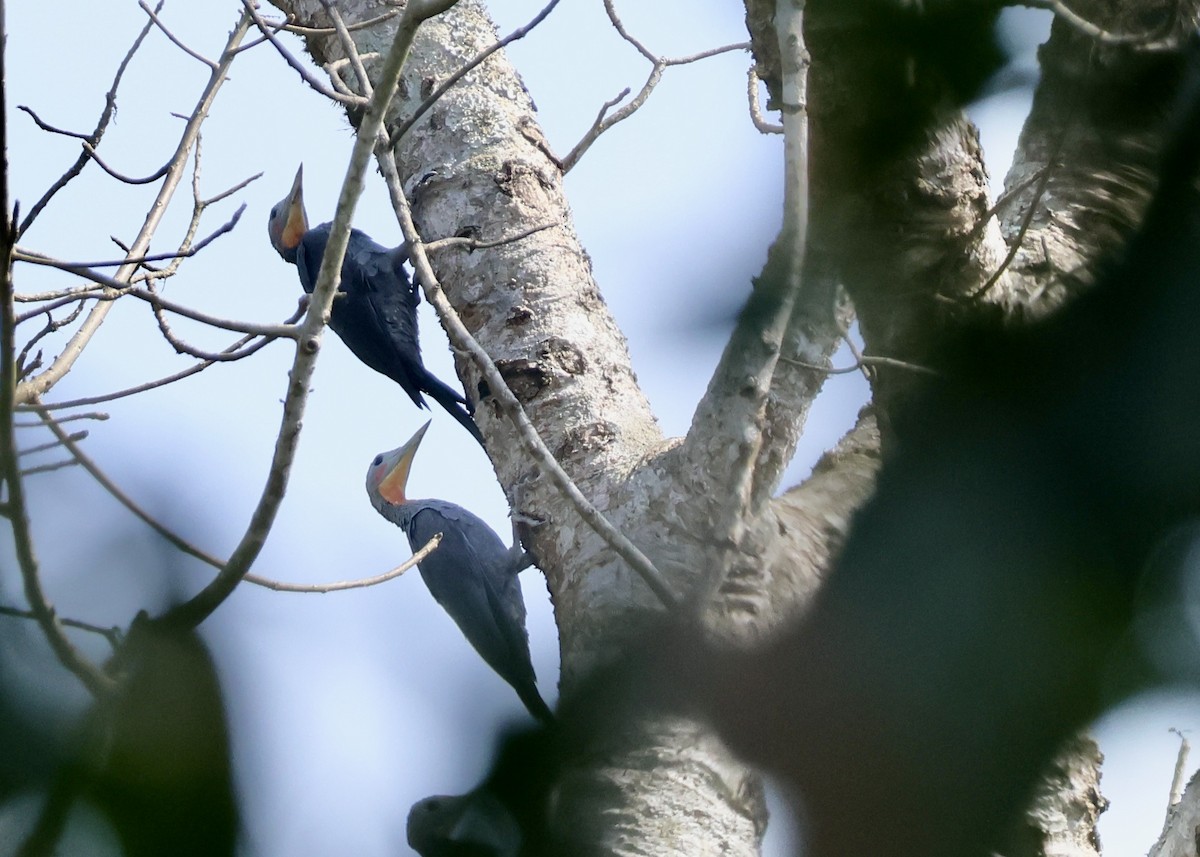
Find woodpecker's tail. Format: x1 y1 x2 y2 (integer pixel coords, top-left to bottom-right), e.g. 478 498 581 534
516 680 555 725
421 371 485 447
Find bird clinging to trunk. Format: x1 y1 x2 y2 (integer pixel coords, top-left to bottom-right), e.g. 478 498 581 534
366 422 553 723
267 166 484 446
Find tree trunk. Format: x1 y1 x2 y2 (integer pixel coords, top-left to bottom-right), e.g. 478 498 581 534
267 0 1200 854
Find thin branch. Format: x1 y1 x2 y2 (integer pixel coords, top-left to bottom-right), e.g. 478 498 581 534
138 0 219 69
557 0 748 172
146 281 278 361
0 605 123 649
390 0 563 143
13 411 108 427
35 403 226 570
18 431 88 456
1 144 112 695
424 220 560 254
281 8 402 35
158 0 460 631
240 0 367 107
969 121 1065 301
322 0 374 98
15 303 85 384
14 283 106 302
15 292 90 323
12 251 299 339
202 171 263 207
782 353 936 376
15 11 255 406
20 203 247 269
748 66 783 134
16 105 92 140
36 399 427 595
81 141 171 185
1027 0 1182 51
376 148 680 610
248 534 442 592
19 459 80 477
24 319 290 412
17 4 160 237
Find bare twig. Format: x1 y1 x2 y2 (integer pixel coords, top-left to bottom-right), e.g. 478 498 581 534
17 4 161 237
390 0 563 143
16 105 93 140
559 0 748 172
159 0 461 631
15 11 255 406
14 283 106 303
424 220 560 254
1 93 112 694
82 141 171 185
322 0 374 98
282 8 402 36
36 399 423 595
12 250 299 339
19 459 80 477
138 0 219 69
15 292 90 323
202 171 263 207
15 304 85 387
240 0 367 107
13 411 108 427
969 117 1067 301
747 66 783 134
1 77 113 698
25 318 292 413
20 203 247 270
18 431 88 456
35 403 226 569
0 604 123 649
1027 0 1181 50
376 148 680 609
249 534 442 592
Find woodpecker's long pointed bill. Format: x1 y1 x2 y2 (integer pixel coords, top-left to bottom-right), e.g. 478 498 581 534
377 421 431 505
280 165 307 249
268 164 308 257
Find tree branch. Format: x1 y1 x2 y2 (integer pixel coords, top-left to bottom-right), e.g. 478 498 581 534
248 534 442 592
15 5 160 237
14 11 255 406
376 146 680 610
158 0 461 631
0 73 113 694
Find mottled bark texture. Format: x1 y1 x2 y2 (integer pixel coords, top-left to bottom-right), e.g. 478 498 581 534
999 0 1200 315
1151 770 1200 857
1001 735 1107 857
267 0 1199 855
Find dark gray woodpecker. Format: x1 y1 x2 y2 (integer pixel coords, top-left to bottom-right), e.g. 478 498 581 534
366 422 553 723
267 166 483 445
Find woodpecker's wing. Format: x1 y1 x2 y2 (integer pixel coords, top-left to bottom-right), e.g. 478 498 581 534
406 503 534 682
296 224 428 407
406 501 549 720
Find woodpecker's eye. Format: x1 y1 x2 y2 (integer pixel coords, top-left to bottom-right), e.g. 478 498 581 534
269 205 279 220
372 454 383 467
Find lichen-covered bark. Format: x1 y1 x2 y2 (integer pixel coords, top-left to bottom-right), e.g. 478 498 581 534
999 0 1200 314
1002 736 1105 857
1151 770 1200 857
